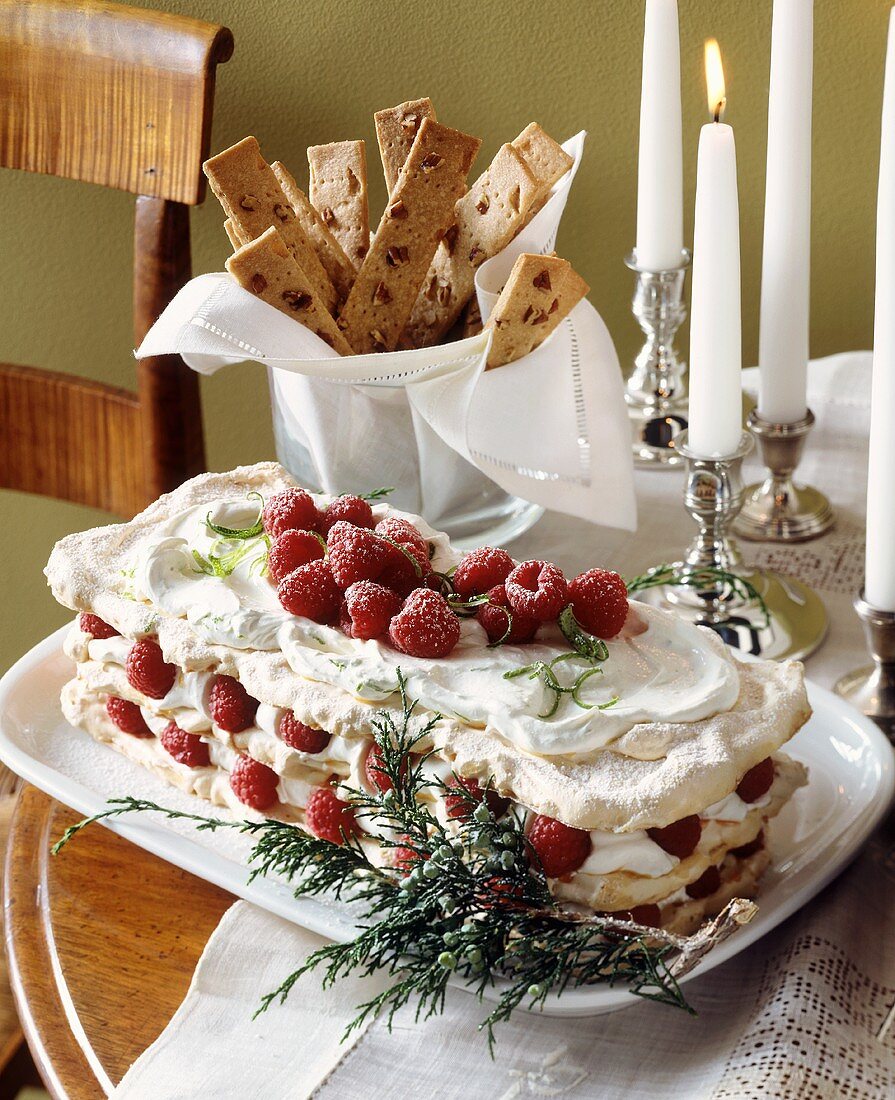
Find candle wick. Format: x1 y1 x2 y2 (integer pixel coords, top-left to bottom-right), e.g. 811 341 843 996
713 99 725 124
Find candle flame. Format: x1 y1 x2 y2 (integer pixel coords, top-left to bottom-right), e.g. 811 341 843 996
705 38 726 122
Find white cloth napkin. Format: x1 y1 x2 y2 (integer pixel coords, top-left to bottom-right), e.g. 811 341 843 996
135 134 637 532
111 355 889 1098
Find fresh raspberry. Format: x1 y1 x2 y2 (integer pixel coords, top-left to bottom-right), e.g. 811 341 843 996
736 757 775 803
527 813 593 878
444 776 510 819
230 754 279 811
262 488 321 538
647 815 702 859
476 584 540 644
320 495 374 534
277 559 341 622
279 712 330 754
209 674 259 733
391 841 426 873
364 741 408 793
327 521 390 587
304 785 359 844
105 696 152 737
685 864 721 900
159 721 210 768
375 517 429 567
731 830 765 859
388 588 460 658
125 638 176 699
375 517 431 595
505 560 568 623
79 613 118 639
340 581 401 640
568 569 629 639
609 904 662 928
267 529 325 585
453 546 514 598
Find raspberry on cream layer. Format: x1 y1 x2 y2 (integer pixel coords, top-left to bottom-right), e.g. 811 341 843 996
49 462 812 930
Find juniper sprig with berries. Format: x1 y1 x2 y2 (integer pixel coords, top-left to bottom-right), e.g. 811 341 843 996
53 673 709 1049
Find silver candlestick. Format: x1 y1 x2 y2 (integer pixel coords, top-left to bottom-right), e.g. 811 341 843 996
734 409 835 542
624 249 691 468
638 430 828 661
834 593 895 742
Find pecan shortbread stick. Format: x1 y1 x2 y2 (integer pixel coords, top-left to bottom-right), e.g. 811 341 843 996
511 123 574 218
203 137 339 316
226 227 354 356
484 253 589 370
374 97 437 196
400 142 540 348
271 161 356 302
307 140 370 271
337 119 481 355
223 218 242 251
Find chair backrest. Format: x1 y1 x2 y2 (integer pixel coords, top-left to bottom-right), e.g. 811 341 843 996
0 0 233 516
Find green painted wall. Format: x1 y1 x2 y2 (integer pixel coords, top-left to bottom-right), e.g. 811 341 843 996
1 0 889 672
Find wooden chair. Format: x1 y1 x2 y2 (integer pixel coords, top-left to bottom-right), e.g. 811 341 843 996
0 0 235 517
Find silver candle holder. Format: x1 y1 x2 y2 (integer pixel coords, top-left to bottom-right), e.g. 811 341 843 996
834 592 895 742
734 409 835 543
639 430 828 661
624 249 691 468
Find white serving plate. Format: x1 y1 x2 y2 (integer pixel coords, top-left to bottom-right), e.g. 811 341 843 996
0 625 892 1018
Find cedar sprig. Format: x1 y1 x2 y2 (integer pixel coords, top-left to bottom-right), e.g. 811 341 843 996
52 673 695 1051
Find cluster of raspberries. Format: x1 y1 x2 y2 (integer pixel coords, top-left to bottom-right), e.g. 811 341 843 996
262 488 631 658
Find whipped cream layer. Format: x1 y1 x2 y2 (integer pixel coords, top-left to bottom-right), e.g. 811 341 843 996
132 496 741 757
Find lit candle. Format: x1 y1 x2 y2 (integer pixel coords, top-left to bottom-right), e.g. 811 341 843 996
687 40 743 459
635 0 684 270
757 0 814 425
866 10 895 611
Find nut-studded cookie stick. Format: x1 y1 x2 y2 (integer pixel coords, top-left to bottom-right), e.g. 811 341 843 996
307 140 370 271
271 161 356 302
226 228 354 356
511 123 574 218
401 142 541 348
484 253 589 370
337 119 481 355
204 137 339 316
374 97 437 196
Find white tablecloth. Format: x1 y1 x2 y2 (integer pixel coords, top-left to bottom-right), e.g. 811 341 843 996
114 352 895 1100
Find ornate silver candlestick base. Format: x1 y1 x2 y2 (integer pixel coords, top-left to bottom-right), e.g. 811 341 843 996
734 409 835 543
624 249 691 468
834 593 895 741
638 431 828 661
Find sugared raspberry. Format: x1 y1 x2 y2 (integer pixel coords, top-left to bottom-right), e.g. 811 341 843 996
736 757 775 803
304 785 359 845
647 815 702 859
230 754 279 811
444 776 510 819
364 741 408 793
388 588 460 658
277 559 341 622
375 517 430 594
106 696 152 737
267 529 325 585
609 904 662 928
160 721 210 767
340 581 401 640
731 830 765 859
279 712 330 754
685 864 721 899
568 569 629 639
125 638 176 699
327 521 390 587
527 814 592 878
262 488 321 538
477 584 539 644
79 613 118 639
505 560 568 623
453 547 514 598
320 495 374 534
209 674 259 733
375 517 429 568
